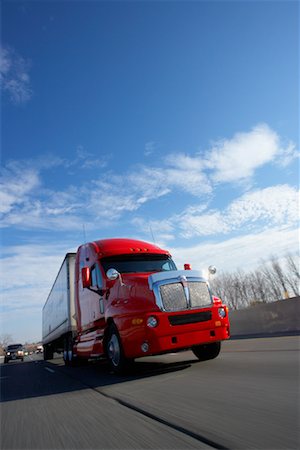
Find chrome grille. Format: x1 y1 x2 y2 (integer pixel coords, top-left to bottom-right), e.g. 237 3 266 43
189 282 212 308
159 281 211 311
159 283 187 311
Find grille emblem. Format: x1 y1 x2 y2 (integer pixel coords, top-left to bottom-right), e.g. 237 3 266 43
179 275 190 306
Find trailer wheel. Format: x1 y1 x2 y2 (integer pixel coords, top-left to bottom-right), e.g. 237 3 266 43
64 335 77 366
44 344 54 360
106 324 131 374
192 342 221 361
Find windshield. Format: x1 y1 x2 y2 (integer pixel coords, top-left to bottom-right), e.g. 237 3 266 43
101 254 177 274
7 344 23 350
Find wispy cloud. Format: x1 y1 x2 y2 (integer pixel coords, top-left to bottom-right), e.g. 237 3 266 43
0 162 40 215
226 185 299 227
0 243 76 342
1 124 298 232
144 141 157 156
133 185 299 241
64 146 109 170
179 184 299 238
204 123 298 183
0 45 32 104
169 226 299 273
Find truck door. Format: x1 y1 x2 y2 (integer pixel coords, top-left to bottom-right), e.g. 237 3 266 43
90 263 106 324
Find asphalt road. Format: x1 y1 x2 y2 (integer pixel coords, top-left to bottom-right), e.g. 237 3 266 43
1 336 299 450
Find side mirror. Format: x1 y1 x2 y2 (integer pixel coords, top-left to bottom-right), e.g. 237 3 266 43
81 267 91 288
208 265 217 275
106 268 120 281
184 263 192 270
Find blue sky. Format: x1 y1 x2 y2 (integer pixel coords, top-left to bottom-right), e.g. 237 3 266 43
1 0 299 343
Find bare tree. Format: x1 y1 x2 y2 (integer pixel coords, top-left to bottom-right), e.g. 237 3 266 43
270 256 289 298
259 260 282 301
284 254 300 296
210 253 299 310
0 333 13 349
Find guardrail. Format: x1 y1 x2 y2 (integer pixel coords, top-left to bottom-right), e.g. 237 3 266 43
229 296 300 338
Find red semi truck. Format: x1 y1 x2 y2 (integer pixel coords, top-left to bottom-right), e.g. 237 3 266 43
42 238 230 372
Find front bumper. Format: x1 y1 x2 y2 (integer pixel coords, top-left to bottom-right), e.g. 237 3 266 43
121 307 230 359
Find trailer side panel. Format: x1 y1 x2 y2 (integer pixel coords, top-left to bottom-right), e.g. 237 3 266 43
42 253 76 345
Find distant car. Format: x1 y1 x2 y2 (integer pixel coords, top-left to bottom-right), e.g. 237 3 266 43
4 344 24 363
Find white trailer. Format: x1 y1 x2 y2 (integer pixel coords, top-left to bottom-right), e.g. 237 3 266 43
42 253 76 360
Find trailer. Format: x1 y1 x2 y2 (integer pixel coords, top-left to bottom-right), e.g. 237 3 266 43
42 253 76 360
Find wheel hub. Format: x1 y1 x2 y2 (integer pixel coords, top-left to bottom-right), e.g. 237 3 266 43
108 334 120 367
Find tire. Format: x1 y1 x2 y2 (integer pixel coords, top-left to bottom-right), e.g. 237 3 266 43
64 334 82 366
64 334 75 366
44 344 54 360
4 358 8 364
192 342 221 361
105 324 131 374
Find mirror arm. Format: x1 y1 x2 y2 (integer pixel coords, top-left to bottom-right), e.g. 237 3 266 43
86 286 106 297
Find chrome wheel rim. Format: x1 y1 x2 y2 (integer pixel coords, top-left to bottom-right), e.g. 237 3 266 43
108 334 120 367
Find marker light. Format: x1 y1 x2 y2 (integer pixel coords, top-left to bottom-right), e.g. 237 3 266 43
218 307 227 318
147 316 158 328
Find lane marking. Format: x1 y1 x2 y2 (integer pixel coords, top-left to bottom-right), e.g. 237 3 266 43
44 367 55 373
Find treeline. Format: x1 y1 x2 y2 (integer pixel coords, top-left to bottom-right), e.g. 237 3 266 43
210 254 299 310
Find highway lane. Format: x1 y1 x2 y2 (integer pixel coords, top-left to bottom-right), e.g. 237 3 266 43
1 336 299 449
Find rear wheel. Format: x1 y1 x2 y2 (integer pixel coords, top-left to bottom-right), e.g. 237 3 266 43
105 324 131 374
43 344 54 360
192 342 221 361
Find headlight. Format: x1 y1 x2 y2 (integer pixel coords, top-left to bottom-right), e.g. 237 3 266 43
147 316 158 328
6 352 10 356
218 307 227 318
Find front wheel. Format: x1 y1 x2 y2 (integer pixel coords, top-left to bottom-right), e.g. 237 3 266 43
192 342 221 361
64 334 77 366
105 324 131 374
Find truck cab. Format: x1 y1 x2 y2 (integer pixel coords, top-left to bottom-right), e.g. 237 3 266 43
73 238 230 372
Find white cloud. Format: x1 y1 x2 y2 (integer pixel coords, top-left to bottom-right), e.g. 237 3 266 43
169 226 300 273
275 141 299 167
0 45 32 104
227 185 299 227
205 123 298 183
1 124 298 232
176 184 299 238
132 184 299 241
0 164 40 214
0 243 76 342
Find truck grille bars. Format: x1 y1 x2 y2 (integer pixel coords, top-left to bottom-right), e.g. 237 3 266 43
148 270 212 312
160 281 212 311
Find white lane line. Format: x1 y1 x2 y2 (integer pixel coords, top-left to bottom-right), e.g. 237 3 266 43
44 367 55 373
